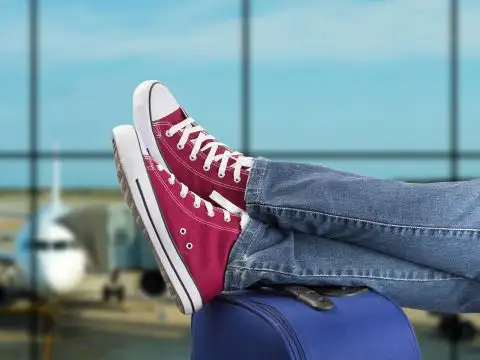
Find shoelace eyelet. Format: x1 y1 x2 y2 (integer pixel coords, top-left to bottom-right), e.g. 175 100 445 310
165 131 173 137
189 155 197 161
224 216 231 222
177 143 184 150
203 165 210 172
168 179 175 185
218 172 225 178
180 228 187 235
193 203 200 208
180 192 187 199
186 242 193 250
234 177 241 183
208 211 215 218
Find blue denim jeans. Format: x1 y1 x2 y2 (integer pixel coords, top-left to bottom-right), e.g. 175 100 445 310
225 158 480 313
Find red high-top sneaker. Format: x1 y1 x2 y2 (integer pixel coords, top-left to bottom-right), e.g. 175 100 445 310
133 80 252 212
112 125 246 315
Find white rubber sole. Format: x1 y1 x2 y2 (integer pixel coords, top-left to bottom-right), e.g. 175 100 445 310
112 125 203 315
132 80 171 171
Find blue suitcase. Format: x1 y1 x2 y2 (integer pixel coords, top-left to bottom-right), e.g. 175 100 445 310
191 286 420 360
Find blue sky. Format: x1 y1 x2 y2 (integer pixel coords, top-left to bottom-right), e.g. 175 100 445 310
0 0 479 188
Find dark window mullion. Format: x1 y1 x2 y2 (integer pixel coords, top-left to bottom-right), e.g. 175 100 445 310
28 0 40 358
241 0 251 155
449 0 460 181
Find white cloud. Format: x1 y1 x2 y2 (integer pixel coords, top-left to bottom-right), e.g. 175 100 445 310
1 0 479 64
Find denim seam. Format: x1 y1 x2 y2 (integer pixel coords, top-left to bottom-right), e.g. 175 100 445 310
251 203 480 234
245 159 269 205
227 265 465 281
234 220 264 263
253 161 268 204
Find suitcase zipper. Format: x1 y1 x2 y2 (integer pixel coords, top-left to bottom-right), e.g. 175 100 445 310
222 295 306 360
251 300 307 360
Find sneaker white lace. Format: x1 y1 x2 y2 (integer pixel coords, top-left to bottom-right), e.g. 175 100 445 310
166 117 253 183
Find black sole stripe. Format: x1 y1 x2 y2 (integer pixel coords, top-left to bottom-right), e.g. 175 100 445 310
135 179 195 312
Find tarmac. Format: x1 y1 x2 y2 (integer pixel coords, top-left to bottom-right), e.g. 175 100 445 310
1 303 480 360
0 273 192 360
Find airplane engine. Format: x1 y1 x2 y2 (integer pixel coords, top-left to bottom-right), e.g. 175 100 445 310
139 270 167 297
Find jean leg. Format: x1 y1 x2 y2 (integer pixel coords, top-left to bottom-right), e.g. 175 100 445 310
226 218 480 313
245 158 480 282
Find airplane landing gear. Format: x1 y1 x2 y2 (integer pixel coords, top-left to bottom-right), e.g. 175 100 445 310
101 269 125 303
102 285 125 303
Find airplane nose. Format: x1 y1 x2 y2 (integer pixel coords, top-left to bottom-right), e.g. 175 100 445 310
43 253 86 294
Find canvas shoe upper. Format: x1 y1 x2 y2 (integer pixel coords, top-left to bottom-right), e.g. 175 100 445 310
133 80 251 212
113 125 246 315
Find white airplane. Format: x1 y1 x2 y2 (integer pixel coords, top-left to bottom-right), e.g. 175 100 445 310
0 145 167 306
0 146 87 304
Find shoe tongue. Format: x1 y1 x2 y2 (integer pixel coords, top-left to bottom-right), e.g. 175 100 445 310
210 191 243 215
163 107 187 125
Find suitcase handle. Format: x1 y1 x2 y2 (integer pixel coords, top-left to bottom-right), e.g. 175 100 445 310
310 285 369 297
266 285 370 311
282 285 335 311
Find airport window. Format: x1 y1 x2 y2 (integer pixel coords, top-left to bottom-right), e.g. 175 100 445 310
294 159 451 181
1 1 478 360
460 160 480 179
0 2 28 153
458 3 480 152
250 1 450 156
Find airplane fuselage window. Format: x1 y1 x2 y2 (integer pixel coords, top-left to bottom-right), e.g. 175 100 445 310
30 240 80 251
